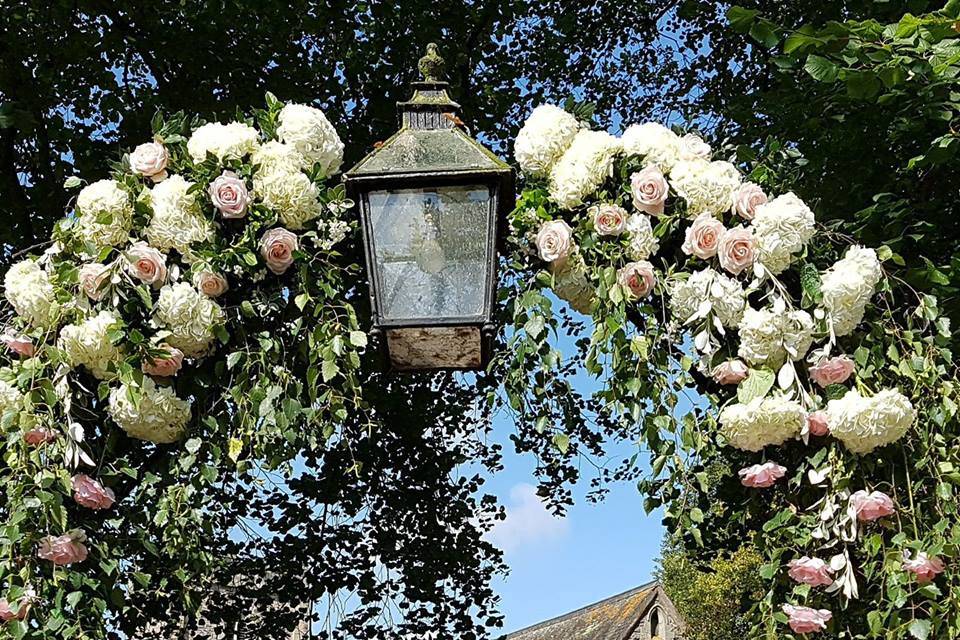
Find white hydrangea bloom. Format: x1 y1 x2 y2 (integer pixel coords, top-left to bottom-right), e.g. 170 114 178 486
145 175 214 254
152 283 225 357
820 246 882 337
621 122 681 172
737 305 815 369
4 259 59 328
514 104 581 177
108 377 191 444
751 193 816 274
827 388 915 454
253 169 322 230
669 159 742 217
251 140 304 174
669 268 745 328
0 379 22 415
625 214 660 260
187 122 260 163
75 179 133 248
719 395 805 451
277 103 344 177
58 310 124 380
548 130 622 209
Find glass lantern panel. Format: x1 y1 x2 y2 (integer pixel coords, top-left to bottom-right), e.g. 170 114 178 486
367 185 493 322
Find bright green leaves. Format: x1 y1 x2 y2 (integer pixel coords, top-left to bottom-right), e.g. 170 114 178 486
737 369 775 404
804 54 839 83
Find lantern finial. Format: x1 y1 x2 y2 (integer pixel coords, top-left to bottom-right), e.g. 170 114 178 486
418 43 445 82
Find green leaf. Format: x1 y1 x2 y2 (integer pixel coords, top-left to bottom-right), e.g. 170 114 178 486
321 360 339 383
63 176 83 189
737 369 776 404
524 314 545 339
799 262 822 304
804 54 839 83
349 331 368 348
909 618 931 640
845 70 881 99
552 433 570 454
228 438 243 462
727 6 759 32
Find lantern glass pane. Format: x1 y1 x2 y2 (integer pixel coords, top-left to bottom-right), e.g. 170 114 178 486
367 185 493 322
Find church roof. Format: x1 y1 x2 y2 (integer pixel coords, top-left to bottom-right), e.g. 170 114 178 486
503 581 663 640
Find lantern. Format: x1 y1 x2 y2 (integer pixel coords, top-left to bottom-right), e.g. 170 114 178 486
344 44 514 371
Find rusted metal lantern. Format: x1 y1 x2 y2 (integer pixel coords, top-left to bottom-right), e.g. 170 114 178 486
344 44 514 371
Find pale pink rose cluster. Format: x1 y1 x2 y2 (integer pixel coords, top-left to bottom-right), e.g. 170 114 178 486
849 490 895 521
809 355 855 387
738 462 786 488
1 333 34 357
142 345 184 378
590 204 628 236
681 215 757 276
194 271 229 298
807 410 830 437
126 241 168 288
712 360 748 385
535 220 575 265
787 556 834 587
72 474 115 510
902 550 945 584
130 141 169 183
731 182 767 220
260 228 299 275
23 427 57 446
617 261 656 299
0 598 29 622
782 604 832 634
630 166 669 216
37 529 88 565
209 171 251 219
79 262 112 301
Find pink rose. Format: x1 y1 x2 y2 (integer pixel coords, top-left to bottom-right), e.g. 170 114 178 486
260 228 299 275
535 220 574 264
732 182 767 220
787 557 834 587
23 427 57 446
849 490 895 522
37 529 88 565
130 142 169 183
590 204 628 236
617 261 656 299
71 474 115 510
0 598 29 622
738 462 786 488
809 356 855 388
681 213 725 260
1 333 34 358
902 551 945 584
680 133 711 160
717 225 756 275
78 262 111 301
807 411 830 437
712 360 748 385
125 242 167 288
782 605 832 634
194 271 229 298
630 166 669 216
209 171 251 219
142 345 184 378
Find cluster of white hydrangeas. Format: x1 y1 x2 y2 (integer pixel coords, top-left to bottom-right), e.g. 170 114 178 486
108 377 191 444
0 379 22 415
820 246 882 337
251 140 304 174
621 122 681 172
548 130 622 209
145 175 214 254
277 104 344 177
625 214 660 261
253 169 322 230
152 283 225 357
514 104 581 177
826 388 915 454
751 193 816 274
551 257 594 314
75 179 133 248
719 395 805 451
3 259 58 328
58 311 124 380
669 268 745 328
186 122 260 163
737 306 815 368
669 159 741 217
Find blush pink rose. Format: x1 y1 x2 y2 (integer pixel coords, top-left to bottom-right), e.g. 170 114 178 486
194 271 229 298
126 242 167 288
0 598 29 622
807 411 830 437
130 141 169 183
782 605 832 634
787 557 835 587
37 530 88 565
78 262 111 301
630 166 669 216
71 474 115 510
680 133 711 160
535 220 574 264
142 345 184 378
809 356 855 388
732 182 767 220
902 551 945 584
1 333 34 358
590 204 628 236
849 490 895 522
681 213 725 260
23 427 57 446
260 228 299 275
717 225 756 275
712 360 748 385
738 462 786 488
209 171 251 219
617 261 656 299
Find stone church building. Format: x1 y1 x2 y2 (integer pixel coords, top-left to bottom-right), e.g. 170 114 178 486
505 582 683 640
